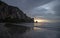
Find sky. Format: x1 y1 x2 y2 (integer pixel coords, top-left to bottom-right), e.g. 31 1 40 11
1 0 60 21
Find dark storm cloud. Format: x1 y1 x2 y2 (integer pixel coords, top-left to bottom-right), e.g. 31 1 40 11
29 8 48 17
53 5 60 16
2 0 53 12
28 6 56 18
28 0 60 19
52 3 60 20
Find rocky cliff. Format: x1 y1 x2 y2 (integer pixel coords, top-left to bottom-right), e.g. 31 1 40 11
0 1 34 23
0 1 33 38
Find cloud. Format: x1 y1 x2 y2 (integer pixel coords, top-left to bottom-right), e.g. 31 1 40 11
2 0 53 11
28 7 47 17
53 5 60 16
28 6 55 17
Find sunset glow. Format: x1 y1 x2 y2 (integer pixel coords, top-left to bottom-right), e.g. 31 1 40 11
34 19 50 22
34 18 51 23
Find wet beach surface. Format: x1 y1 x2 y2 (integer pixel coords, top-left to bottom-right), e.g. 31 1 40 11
0 23 60 38
23 23 60 38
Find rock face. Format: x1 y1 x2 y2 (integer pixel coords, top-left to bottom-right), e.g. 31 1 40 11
0 1 34 23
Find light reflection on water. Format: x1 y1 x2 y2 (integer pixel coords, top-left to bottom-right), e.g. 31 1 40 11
29 23 60 38
34 27 42 30
10 23 60 38
34 22 49 26
33 22 60 31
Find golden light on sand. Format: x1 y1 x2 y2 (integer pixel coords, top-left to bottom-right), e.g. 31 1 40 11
34 27 41 30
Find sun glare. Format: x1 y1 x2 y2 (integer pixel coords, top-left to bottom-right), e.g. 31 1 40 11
34 19 50 23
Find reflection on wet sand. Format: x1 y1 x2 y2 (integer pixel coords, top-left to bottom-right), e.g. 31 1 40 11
0 23 31 38
33 27 44 31
0 23 60 38
32 23 60 38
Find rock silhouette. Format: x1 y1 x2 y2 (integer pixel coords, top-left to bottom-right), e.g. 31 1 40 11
0 1 34 23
